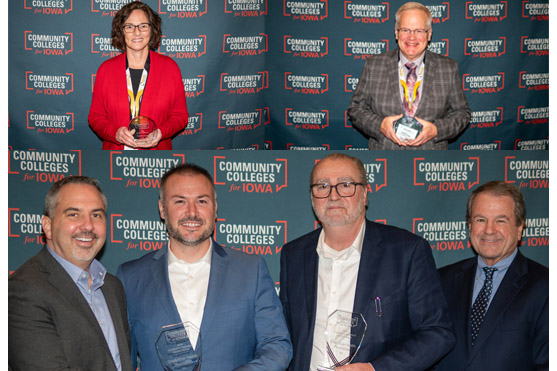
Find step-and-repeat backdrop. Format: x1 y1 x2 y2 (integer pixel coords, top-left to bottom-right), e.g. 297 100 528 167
8 0 548 150
8 150 549 288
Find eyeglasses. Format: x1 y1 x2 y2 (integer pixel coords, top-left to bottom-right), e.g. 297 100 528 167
310 182 364 198
123 23 151 33
397 28 429 37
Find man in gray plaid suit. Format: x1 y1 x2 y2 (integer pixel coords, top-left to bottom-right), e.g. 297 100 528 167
347 2 471 150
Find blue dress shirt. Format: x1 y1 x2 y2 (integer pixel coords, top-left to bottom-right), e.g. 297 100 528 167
472 249 518 309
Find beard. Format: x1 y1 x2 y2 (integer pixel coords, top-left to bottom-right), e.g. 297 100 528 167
312 196 366 227
165 216 214 247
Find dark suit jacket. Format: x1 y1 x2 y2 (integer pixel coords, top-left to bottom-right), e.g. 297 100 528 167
117 241 292 370
280 220 455 370
8 247 132 371
436 251 548 371
88 50 188 150
347 48 471 149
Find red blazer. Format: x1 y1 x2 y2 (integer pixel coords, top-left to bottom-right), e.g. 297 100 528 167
88 51 188 150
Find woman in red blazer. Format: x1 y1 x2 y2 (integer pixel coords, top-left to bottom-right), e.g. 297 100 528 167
88 2 188 150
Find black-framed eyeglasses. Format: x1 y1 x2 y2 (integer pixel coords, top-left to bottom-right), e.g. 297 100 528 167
310 181 365 198
123 23 151 33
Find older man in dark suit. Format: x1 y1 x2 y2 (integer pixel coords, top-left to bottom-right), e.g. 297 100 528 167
436 181 548 370
280 153 455 371
347 2 470 149
9 176 132 371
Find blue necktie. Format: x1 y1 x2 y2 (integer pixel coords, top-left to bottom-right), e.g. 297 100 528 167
470 266 497 346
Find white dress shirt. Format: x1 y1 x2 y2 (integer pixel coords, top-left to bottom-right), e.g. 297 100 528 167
168 241 212 349
310 221 366 370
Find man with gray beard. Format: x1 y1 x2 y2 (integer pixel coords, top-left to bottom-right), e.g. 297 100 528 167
117 163 292 370
280 153 454 370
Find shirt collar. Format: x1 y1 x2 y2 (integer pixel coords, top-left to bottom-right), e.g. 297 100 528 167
168 240 213 266
316 220 366 260
399 50 425 69
477 248 518 272
47 246 106 289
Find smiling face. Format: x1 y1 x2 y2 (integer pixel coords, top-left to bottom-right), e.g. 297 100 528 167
42 184 107 270
311 157 367 228
123 9 151 54
159 173 217 253
468 193 524 266
395 8 432 61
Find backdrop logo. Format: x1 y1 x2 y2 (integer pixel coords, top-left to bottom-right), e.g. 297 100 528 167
158 0 207 18
216 219 287 255
213 156 288 193
519 71 548 91
460 142 500 150
91 0 129 16
427 40 449 56
25 31 73 56
427 3 450 23
109 152 185 188
522 1 548 21
517 106 548 125
225 0 267 16
223 34 268 56
505 157 548 189
514 139 548 150
8 208 44 243
344 1 389 23
345 75 359 92
180 113 203 135
521 37 548 56
522 218 549 248
26 111 75 134
24 0 73 14
287 144 329 150
9 150 82 183
413 218 469 252
159 36 206 58
91 34 121 58
464 37 506 58
220 72 268 94
26 72 74 95
462 73 504 94
344 39 388 59
285 73 328 94
469 108 503 128
414 157 480 192
284 36 328 58
111 214 168 251
218 109 266 131
284 0 328 21
183 75 205 98
285 109 329 130
465 1 507 22
363 159 387 193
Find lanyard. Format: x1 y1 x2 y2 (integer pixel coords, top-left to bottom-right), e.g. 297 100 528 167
399 61 424 111
126 67 148 119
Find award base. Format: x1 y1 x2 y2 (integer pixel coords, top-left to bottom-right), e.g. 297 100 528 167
317 367 335 371
394 115 422 141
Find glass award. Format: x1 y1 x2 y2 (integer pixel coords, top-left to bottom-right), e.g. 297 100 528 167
317 310 367 371
128 116 157 141
393 115 422 141
156 322 201 371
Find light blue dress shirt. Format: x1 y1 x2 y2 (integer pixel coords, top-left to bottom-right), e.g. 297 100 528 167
471 249 518 309
48 247 122 371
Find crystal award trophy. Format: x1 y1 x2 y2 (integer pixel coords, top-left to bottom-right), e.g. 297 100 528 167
128 116 157 141
317 310 367 371
393 115 422 141
156 322 201 371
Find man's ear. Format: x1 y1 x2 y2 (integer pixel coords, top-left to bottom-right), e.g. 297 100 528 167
42 216 52 240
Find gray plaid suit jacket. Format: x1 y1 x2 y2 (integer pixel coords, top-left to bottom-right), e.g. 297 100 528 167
347 48 471 150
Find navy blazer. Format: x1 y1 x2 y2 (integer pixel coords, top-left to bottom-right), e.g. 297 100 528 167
436 251 548 370
117 241 292 371
280 220 455 370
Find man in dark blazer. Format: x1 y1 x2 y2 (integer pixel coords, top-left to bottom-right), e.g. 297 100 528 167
280 153 455 371
117 163 292 370
347 2 470 149
436 181 548 370
9 176 132 371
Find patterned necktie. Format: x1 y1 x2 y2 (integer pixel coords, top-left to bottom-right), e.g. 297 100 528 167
470 266 497 346
403 62 420 116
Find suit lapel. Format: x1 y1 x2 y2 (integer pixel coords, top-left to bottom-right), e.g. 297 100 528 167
389 49 404 110
453 260 476 357
303 234 320 335
151 247 182 324
415 51 435 118
102 280 133 371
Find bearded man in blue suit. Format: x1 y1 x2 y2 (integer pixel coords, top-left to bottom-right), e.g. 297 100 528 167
117 163 292 370
280 153 455 371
